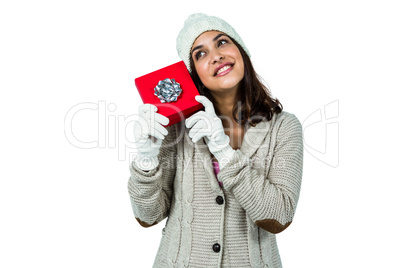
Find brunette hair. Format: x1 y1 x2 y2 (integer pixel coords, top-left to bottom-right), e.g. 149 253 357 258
189 37 283 127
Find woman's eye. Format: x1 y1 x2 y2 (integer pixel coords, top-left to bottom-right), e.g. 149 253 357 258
218 39 228 47
195 51 205 60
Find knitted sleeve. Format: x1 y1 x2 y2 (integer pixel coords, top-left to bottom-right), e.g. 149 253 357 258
218 113 303 234
127 124 177 228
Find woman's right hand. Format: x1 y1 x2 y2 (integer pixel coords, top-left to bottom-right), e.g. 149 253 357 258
133 104 169 171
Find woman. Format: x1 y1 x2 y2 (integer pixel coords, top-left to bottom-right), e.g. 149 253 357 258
128 13 304 268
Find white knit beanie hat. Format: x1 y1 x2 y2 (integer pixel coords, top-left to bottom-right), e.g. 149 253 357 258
176 13 251 73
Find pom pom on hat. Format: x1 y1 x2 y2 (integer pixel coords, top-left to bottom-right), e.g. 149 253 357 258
176 13 250 73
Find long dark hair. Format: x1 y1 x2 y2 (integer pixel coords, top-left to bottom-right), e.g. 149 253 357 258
189 37 283 127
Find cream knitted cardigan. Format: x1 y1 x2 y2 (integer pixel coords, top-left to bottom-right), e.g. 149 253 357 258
128 111 304 268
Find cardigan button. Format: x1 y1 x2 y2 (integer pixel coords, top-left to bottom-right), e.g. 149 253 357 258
216 196 224 205
212 243 221 253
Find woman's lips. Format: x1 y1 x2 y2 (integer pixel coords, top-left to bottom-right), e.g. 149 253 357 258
215 64 234 77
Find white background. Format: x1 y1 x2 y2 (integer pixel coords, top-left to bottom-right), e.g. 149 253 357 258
1 0 401 267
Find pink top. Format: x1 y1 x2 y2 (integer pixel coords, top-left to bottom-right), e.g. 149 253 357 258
212 160 223 188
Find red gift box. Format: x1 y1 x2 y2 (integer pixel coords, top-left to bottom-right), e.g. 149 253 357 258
135 61 203 127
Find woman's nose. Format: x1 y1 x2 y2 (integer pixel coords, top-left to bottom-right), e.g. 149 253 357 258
211 50 224 63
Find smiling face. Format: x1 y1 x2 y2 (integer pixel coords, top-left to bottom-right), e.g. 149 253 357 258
191 31 245 96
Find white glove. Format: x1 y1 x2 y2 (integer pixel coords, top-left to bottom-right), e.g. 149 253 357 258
133 104 169 171
185 95 235 169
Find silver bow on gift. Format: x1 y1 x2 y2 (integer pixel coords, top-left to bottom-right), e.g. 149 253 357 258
154 78 182 103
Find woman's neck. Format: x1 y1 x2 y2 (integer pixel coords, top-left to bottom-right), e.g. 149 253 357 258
210 93 244 131
210 91 236 119
209 90 245 155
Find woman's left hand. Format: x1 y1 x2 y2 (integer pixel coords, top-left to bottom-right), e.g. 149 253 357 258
185 96 235 166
